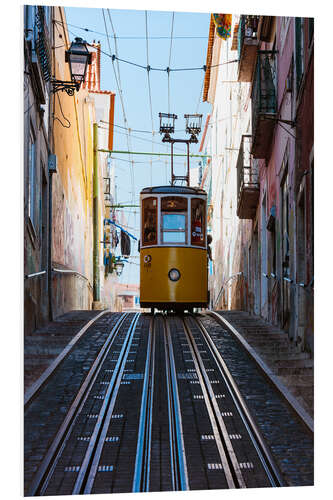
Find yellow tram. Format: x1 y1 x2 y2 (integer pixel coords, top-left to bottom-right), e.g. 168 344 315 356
139 185 209 312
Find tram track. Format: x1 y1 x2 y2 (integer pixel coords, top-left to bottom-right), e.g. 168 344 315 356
27 312 139 496
132 316 156 492
189 314 284 487
25 310 313 495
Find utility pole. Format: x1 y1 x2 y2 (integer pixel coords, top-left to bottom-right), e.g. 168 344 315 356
93 122 102 309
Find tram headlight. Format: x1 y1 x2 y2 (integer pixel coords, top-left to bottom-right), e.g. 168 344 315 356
168 268 181 282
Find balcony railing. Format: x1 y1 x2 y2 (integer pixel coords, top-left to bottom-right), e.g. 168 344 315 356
237 15 260 82
34 6 52 82
236 135 259 219
251 51 277 159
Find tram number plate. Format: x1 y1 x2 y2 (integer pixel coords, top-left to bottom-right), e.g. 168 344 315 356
144 255 152 268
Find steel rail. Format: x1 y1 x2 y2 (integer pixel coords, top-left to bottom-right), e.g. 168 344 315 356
24 310 108 408
27 312 129 496
132 316 156 492
193 315 285 487
77 313 141 495
163 316 189 491
182 318 245 489
207 311 314 433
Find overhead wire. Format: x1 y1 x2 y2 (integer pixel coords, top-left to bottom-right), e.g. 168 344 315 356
167 12 175 114
102 8 136 229
144 10 154 186
106 9 136 213
55 19 208 40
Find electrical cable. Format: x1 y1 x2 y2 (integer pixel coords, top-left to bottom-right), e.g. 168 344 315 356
102 8 135 223
168 12 175 114
55 19 208 40
196 77 204 113
85 40 238 73
53 92 71 128
106 9 136 211
144 10 154 186
59 18 238 72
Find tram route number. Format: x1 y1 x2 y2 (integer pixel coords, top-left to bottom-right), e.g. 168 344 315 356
144 254 152 268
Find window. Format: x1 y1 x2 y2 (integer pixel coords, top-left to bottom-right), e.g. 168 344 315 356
162 214 186 243
142 197 157 246
161 196 187 244
191 198 206 247
28 130 36 228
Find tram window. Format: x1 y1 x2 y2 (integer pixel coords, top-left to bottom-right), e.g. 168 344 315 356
161 196 187 212
162 214 186 243
191 198 206 247
161 196 187 244
142 197 157 246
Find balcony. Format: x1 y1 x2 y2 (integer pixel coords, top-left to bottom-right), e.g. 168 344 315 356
237 15 260 82
236 135 259 219
251 51 277 159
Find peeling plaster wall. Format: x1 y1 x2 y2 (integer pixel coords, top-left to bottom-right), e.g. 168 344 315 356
204 16 313 354
51 7 106 317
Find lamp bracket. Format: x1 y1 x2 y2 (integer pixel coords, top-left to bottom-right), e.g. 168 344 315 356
51 78 80 96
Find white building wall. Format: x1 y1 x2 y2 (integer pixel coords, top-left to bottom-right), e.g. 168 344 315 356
203 16 253 309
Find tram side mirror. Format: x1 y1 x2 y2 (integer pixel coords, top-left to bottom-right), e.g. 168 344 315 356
138 239 140 252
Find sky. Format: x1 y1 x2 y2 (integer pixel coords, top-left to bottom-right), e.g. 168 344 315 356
65 6 212 285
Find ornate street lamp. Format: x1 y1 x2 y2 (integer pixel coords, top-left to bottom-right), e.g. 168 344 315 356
114 258 125 277
51 37 92 95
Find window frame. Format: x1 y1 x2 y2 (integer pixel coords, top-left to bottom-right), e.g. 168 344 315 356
191 197 206 247
28 126 37 231
161 211 188 245
141 196 158 247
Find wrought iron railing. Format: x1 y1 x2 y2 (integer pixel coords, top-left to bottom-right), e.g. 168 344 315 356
236 135 259 201
251 51 277 133
34 6 52 82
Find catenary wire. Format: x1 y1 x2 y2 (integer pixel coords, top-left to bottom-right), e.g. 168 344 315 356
106 9 136 213
102 8 135 218
55 19 208 39
144 11 154 186
168 12 175 114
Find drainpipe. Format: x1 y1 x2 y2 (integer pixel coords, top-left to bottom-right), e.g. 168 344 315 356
93 123 101 308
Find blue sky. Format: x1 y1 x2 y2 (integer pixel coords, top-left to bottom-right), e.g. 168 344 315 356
65 6 212 284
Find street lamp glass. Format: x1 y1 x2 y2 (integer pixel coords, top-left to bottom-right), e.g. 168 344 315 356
65 37 92 85
115 261 125 276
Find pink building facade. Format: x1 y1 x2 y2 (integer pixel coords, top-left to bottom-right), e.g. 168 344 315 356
203 15 314 354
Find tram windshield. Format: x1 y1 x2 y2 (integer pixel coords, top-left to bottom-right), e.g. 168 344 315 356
161 196 187 244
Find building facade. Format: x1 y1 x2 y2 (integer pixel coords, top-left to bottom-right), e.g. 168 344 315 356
24 5 53 335
24 6 118 335
203 14 314 354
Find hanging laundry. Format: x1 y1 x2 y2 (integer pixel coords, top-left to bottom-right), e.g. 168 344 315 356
121 230 131 257
212 14 232 40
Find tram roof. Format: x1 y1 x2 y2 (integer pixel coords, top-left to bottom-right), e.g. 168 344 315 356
140 185 206 195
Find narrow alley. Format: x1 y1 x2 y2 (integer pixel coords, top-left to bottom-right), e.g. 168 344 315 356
22 5 314 498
